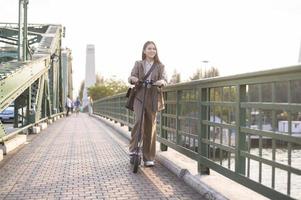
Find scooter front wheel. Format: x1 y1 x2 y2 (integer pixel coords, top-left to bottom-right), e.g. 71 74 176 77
132 154 141 173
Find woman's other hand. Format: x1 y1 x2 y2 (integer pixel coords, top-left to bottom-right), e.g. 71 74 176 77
129 77 139 85
153 80 166 87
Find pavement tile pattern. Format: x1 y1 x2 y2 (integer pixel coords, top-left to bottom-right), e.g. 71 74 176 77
0 114 204 200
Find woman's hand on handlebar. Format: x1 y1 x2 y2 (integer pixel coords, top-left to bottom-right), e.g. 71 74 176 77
135 79 165 87
130 77 139 85
152 80 165 87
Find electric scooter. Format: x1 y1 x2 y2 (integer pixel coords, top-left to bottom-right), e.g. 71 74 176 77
131 79 154 173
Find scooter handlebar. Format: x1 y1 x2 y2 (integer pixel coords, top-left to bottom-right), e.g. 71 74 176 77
138 80 162 88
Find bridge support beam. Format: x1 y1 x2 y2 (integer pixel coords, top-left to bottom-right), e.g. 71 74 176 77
18 0 29 61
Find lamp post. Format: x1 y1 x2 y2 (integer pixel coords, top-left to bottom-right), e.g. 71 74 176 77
18 0 29 61
201 60 209 78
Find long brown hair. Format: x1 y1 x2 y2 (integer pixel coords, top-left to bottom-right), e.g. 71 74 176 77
142 41 161 64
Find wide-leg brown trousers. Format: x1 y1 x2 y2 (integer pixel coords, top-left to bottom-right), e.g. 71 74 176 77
129 89 157 161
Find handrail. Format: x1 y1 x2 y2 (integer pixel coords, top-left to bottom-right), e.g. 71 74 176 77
93 64 301 200
0 124 32 143
49 112 65 119
94 64 301 103
1 112 65 143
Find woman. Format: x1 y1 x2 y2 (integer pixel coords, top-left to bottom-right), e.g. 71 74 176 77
128 41 167 167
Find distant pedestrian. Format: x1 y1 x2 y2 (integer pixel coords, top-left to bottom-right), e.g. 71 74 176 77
66 95 72 116
74 97 81 115
88 96 93 115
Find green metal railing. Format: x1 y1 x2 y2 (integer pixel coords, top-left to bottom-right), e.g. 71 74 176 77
93 65 301 200
0 112 65 143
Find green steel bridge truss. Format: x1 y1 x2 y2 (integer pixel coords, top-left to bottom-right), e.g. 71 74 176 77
0 23 72 139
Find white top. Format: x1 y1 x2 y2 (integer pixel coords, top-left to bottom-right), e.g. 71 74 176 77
144 60 168 85
66 98 72 108
144 60 154 81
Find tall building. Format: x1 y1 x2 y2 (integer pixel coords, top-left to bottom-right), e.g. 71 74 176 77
83 44 96 107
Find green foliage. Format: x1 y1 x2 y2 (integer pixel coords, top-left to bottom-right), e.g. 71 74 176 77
204 67 219 78
78 74 105 100
190 68 203 80
78 80 85 100
88 78 128 100
190 67 220 80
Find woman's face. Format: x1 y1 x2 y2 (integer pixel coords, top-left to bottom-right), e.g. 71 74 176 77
144 43 157 59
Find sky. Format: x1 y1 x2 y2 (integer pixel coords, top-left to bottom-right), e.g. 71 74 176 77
1 0 301 97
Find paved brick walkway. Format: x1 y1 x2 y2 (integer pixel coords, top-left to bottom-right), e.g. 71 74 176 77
0 114 204 200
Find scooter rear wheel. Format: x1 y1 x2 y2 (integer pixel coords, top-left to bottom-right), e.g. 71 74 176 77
132 154 140 173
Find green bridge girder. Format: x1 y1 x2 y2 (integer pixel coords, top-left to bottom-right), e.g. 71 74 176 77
0 26 43 46
0 24 72 139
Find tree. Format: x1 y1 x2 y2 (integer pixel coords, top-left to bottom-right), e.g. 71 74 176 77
78 73 104 100
190 68 203 80
78 80 85 100
204 67 219 78
88 78 128 100
190 67 220 80
169 69 181 84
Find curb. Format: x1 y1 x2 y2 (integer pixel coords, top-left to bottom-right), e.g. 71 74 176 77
91 114 228 200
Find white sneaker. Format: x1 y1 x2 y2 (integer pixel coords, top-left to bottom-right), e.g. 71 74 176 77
144 160 154 167
129 152 135 156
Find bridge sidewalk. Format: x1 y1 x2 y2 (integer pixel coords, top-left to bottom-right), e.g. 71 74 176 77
0 113 204 200
94 114 269 200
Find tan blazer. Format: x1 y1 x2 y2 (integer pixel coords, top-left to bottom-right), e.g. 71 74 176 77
129 60 167 112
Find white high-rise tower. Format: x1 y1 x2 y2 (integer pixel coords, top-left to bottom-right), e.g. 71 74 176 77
83 44 96 107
